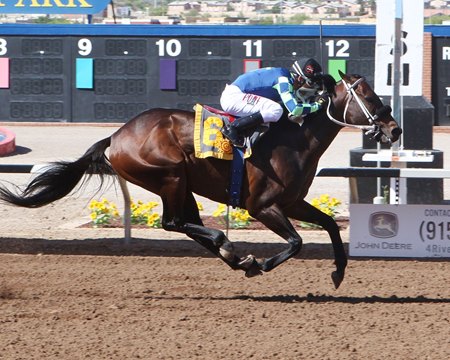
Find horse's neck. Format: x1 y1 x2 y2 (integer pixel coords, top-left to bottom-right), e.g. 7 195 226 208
302 113 342 155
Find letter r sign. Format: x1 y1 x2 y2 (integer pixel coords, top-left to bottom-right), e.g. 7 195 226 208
443 47 450 60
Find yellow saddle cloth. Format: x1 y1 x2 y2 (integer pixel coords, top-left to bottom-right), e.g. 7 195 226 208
193 104 252 160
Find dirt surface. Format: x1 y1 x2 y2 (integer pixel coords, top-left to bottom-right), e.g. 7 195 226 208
0 124 449 359
1 224 449 360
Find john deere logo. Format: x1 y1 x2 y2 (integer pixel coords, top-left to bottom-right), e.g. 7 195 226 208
369 212 398 238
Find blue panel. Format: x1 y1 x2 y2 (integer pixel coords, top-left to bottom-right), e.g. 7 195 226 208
76 58 93 89
0 24 378 37
0 24 448 38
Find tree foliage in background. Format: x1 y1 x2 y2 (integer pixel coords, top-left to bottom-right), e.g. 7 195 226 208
252 17 274 25
33 16 75 24
425 15 450 24
286 14 309 25
115 0 170 11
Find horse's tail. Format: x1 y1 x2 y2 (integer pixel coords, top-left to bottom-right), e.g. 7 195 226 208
0 137 114 208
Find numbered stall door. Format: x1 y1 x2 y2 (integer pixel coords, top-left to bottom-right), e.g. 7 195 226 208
0 36 71 122
71 37 151 123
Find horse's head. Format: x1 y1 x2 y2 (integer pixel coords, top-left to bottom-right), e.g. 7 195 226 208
329 70 402 144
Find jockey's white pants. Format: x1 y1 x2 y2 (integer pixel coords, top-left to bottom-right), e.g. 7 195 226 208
220 84 283 123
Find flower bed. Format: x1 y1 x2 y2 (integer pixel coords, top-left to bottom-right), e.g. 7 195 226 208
84 196 347 231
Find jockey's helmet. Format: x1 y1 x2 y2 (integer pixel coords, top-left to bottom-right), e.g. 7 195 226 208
291 58 323 84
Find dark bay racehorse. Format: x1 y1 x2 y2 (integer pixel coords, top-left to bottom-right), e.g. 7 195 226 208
0 71 401 288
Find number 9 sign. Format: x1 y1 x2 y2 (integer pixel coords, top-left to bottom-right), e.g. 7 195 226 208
78 38 92 56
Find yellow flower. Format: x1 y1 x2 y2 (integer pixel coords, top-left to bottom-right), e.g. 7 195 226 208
311 198 320 207
319 194 330 204
213 203 227 217
150 213 160 220
147 201 159 209
330 197 341 207
212 210 222 217
309 194 341 219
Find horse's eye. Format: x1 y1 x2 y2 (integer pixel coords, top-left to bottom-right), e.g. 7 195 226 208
365 95 383 107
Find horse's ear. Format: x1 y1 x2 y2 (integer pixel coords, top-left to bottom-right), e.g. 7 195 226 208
338 70 352 83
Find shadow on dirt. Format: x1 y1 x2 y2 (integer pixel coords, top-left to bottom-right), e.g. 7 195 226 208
143 293 450 305
1 237 448 262
0 236 341 260
1 145 32 157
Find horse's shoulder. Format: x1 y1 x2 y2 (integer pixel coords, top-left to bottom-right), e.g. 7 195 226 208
270 115 303 134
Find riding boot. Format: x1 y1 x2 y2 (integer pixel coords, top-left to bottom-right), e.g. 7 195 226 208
221 112 264 148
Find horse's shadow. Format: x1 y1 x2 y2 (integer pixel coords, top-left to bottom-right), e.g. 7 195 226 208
1 236 449 263
0 236 341 260
143 293 450 305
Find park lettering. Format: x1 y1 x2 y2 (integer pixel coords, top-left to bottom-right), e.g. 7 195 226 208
0 0 92 8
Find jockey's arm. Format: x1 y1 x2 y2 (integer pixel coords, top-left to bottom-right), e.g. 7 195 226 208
273 76 322 117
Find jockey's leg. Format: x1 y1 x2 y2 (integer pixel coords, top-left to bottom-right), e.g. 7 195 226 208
220 85 283 147
221 112 264 147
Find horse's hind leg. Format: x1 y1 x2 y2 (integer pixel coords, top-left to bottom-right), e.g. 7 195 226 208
162 189 259 274
286 200 347 289
118 176 131 243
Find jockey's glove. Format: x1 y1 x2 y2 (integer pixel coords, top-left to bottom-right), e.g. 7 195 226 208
316 94 329 109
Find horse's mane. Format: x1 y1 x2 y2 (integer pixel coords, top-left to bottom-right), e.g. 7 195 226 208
321 74 337 96
335 74 384 107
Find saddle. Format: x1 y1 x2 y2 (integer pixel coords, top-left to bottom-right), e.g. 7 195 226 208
193 104 267 160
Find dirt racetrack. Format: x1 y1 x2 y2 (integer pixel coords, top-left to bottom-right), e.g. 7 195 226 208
0 226 449 360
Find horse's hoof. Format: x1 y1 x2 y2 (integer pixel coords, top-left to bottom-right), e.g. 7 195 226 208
245 266 263 278
331 271 345 289
239 255 262 278
219 242 235 261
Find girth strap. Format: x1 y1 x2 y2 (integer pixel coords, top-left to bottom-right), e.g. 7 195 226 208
228 147 245 208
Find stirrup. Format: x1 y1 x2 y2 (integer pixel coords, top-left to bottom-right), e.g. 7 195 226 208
221 125 245 148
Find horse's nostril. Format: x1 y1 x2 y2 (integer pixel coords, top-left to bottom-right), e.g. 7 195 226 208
391 127 403 138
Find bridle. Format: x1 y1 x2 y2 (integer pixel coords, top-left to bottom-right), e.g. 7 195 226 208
325 76 390 137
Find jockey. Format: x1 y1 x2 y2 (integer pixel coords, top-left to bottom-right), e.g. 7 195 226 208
220 58 328 148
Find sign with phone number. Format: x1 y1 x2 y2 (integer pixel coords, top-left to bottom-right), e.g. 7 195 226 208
350 204 450 258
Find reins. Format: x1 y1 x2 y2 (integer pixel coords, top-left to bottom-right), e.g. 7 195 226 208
325 77 378 132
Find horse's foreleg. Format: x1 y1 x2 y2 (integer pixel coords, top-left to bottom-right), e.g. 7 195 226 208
249 205 303 276
286 200 347 289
